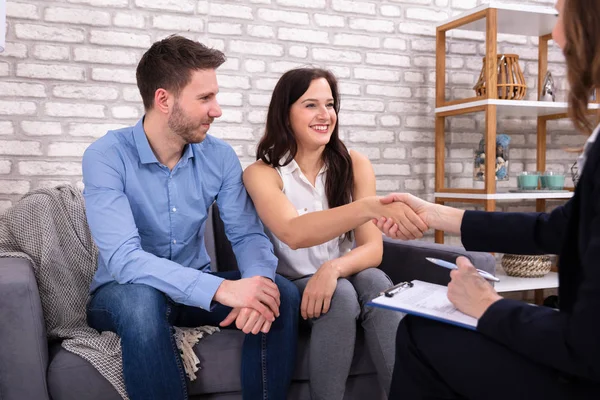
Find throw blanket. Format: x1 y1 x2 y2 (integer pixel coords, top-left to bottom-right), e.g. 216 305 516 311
0 185 218 399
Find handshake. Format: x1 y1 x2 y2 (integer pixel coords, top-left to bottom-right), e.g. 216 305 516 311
367 193 448 240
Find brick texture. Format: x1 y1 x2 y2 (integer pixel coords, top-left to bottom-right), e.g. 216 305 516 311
0 0 575 222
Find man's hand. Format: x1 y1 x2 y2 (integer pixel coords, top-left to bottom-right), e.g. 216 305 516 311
447 257 502 319
301 262 339 320
213 276 280 322
220 307 272 334
374 193 433 239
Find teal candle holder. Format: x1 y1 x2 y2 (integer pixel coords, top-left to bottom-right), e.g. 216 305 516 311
541 172 565 190
517 172 540 190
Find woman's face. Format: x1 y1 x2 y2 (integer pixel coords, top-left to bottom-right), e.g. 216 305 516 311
289 78 337 150
552 0 566 50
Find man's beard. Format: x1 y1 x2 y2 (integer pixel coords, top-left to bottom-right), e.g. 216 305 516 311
168 101 213 144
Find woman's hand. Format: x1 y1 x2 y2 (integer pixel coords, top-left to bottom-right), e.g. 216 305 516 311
301 262 340 320
373 193 465 238
372 193 431 240
447 257 503 319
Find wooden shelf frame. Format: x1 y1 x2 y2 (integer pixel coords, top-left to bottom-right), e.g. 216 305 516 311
434 7 559 244
435 7 499 243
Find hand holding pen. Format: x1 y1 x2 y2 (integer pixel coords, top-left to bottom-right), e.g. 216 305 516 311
444 256 504 320
426 257 500 282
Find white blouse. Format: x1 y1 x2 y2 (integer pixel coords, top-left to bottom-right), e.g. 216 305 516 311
266 159 353 279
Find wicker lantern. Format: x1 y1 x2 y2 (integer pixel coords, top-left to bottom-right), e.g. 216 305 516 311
474 54 527 100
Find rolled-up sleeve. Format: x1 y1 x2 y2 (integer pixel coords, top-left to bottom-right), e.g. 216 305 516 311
82 147 223 310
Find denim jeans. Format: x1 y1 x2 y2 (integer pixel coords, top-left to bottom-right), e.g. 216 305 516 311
87 271 300 400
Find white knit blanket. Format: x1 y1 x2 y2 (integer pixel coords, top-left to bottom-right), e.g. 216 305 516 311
0 185 218 399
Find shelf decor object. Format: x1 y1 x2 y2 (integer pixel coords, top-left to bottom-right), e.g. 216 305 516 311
473 134 510 181
433 3 587 303
474 54 527 100
540 71 556 102
501 254 552 278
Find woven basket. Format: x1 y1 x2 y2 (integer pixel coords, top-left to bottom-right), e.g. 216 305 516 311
501 254 552 278
474 54 527 100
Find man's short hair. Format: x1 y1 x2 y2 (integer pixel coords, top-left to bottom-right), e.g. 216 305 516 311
136 35 226 110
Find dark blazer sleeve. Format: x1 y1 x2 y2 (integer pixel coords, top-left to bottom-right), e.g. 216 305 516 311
460 201 571 255
469 195 600 381
477 284 600 381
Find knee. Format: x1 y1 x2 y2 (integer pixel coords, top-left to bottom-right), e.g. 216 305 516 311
275 274 301 310
355 268 393 292
114 284 169 337
327 279 361 319
274 275 300 327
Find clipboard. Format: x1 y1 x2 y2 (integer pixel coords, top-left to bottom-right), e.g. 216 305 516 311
367 280 478 331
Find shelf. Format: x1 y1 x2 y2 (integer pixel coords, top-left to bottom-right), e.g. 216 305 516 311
434 191 573 201
435 99 600 118
494 267 558 293
439 2 557 37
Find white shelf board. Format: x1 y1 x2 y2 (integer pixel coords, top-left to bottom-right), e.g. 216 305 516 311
439 2 557 37
435 99 600 118
434 191 573 200
494 267 558 293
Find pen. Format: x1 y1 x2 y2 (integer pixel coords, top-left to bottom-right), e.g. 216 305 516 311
426 257 500 282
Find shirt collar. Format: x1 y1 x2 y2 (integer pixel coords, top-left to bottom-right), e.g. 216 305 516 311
133 117 158 164
133 116 195 165
278 156 327 176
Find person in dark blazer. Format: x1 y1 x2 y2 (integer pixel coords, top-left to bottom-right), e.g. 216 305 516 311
374 0 600 398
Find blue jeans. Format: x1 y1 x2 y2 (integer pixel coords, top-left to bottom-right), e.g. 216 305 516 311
87 271 300 400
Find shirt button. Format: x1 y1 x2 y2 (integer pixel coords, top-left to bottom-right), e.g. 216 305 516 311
172 207 177 212
172 239 177 244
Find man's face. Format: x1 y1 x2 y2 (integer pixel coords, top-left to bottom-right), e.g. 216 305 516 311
167 69 222 144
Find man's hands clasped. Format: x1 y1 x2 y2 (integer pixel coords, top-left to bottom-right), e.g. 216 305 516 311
214 276 281 335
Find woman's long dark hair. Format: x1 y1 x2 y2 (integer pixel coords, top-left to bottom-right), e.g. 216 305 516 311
257 68 354 241
563 0 600 134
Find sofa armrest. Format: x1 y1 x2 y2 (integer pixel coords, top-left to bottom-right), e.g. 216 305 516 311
0 257 50 400
378 238 496 286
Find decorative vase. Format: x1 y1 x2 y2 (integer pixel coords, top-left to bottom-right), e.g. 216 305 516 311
473 134 510 181
474 54 526 100
540 71 556 102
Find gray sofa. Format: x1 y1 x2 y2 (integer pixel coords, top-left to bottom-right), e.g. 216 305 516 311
0 204 495 400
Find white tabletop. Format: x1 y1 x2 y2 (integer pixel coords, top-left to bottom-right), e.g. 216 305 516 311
493 266 558 293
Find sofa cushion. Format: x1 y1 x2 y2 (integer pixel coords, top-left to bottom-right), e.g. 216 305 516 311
48 344 121 400
48 326 377 398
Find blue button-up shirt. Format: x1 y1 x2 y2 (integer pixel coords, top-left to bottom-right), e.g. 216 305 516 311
82 118 277 311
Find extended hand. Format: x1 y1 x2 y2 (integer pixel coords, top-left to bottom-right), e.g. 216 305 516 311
301 263 339 319
447 257 502 319
374 193 430 240
220 307 272 334
214 276 280 322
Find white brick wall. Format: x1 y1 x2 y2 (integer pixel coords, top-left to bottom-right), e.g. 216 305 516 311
0 0 575 220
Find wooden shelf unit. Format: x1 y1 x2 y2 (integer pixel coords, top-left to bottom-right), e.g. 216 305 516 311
434 3 572 244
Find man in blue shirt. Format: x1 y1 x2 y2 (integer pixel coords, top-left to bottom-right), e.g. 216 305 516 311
82 35 299 400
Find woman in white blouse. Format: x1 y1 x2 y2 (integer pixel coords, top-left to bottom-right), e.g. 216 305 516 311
243 68 427 399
